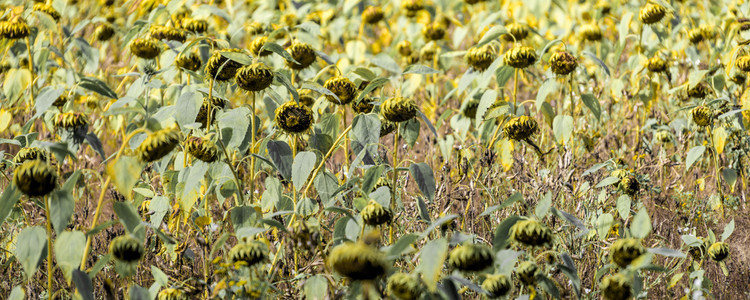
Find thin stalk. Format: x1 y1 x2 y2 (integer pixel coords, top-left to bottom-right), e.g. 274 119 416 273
389 125 400 245
341 106 350 168
207 78 215 131
291 136 298 207
249 92 257 204
217 138 245 206
302 125 353 197
707 126 725 217
44 195 54 299
25 36 35 106
513 69 519 113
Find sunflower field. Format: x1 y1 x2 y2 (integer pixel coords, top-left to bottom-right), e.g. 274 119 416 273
0 0 749 299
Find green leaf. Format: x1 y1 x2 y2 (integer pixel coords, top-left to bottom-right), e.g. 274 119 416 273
219 50 253 65
54 230 85 284
106 155 144 200
274 72 299 103
3 69 31 105
403 64 439 75
493 216 523 251
262 42 298 64
354 78 390 103
292 151 316 191
648 247 686 258
596 213 614 240
129 285 150 300
295 197 318 216
14 226 47 280
596 176 621 188
476 26 508 47
495 65 514 87
581 93 601 121
113 201 142 234
151 266 169 288
361 165 384 195
8 286 24 300
303 275 328 300
721 219 734 242
535 79 557 110
49 189 75 234
538 274 561 299
417 197 431 221
409 163 436 202
688 70 709 90
420 214 458 238
79 76 117 99
387 233 419 260
416 238 448 292
722 168 738 192
535 192 552 219
267 140 293 180
616 195 631 220
0 184 21 226
479 192 523 216
685 146 706 171
631 209 652 239
33 88 64 119
314 171 339 206
371 53 402 74
552 115 574 145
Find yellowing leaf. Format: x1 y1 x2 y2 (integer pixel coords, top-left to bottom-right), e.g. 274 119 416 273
669 272 684 289
499 138 514 172
712 127 727 155
0 109 11 133
3 69 31 105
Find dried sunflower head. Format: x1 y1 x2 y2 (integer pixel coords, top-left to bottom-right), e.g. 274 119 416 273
482 274 511 298
137 127 181 162
691 105 712 127
329 242 387 280
130 38 162 59
298 89 317 107
94 23 116 41
275 101 314 134
549 51 577 75
110 235 145 263
515 261 539 285
246 21 264 35
387 273 422 300
401 0 424 17
149 25 187 43
581 23 603 41
0 19 30 39
323 76 358 105
380 117 396 137
361 200 392 226
181 18 208 33
381 97 418 123
362 6 384 24
510 218 554 248
639 3 668 25
229 240 269 267
397 40 412 57
462 98 480 119
601 273 632 300
687 82 711 99
195 96 228 128
13 159 57 197
33 3 61 21
174 52 202 72
646 56 667 73
185 136 218 163
503 23 529 41
465 45 497 72
53 112 89 132
736 55 750 72
619 175 639 196
14 147 49 164
235 63 274 92
286 42 317 70
157 288 186 300
423 22 446 41
609 238 646 268
249 36 272 57
205 49 244 81
504 45 537 69
503 116 538 140
420 42 439 62
708 242 729 262
447 242 494 272
353 98 375 114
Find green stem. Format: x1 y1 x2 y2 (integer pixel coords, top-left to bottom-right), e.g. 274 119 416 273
707 126 726 217
207 78 215 131
26 36 35 107
249 92 257 204
44 195 54 300
513 69 519 113
302 125 353 197
389 125 400 245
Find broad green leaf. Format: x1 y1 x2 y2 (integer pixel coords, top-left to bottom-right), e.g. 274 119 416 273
723 168 738 193
33 88 64 119
616 195 631 221
535 192 552 219
49 189 75 234
631 209 652 239
9 286 24 300
409 163 436 202
498 138 514 171
106 155 144 200
0 184 21 226
721 219 734 242
477 26 508 47
535 79 557 110
648 247 686 258
14 226 47 280
688 70 709 90
493 216 523 251
685 146 706 171
416 238 448 292
596 213 614 240
596 176 621 188
292 151 316 191
303 275 328 300
54 231 85 283
113 201 142 234
403 64 439 75
495 65 514 87
387 233 419 259
220 50 253 65
581 93 601 121
553 115 574 145
3 69 31 105
79 76 117 99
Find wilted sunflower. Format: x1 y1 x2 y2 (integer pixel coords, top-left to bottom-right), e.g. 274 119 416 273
157 288 186 300
381 97 418 123
580 23 603 41
246 21 264 35
323 77 357 105
185 136 218 163
387 273 421 300
600 273 632 300
137 127 181 162
53 112 89 131
94 23 116 41
423 22 446 41
130 38 162 59
503 116 538 141
174 52 201 72
549 51 577 75
229 240 269 267
639 3 668 25
33 3 61 21
510 218 554 248
646 56 667 73
687 82 711 99
0 19 31 39
380 117 396 136
736 55 750 72
196 96 228 128
465 45 497 72
181 18 208 33
401 0 424 17
692 105 712 127
13 159 57 197
361 200 392 226
149 25 187 43
504 45 537 69
397 40 412 56
362 6 384 24
503 23 529 41
707 242 729 262
236 63 274 92
482 274 511 298
14 147 49 164
420 42 439 62
462 98 480 119
110 235 145 263
298 89 317 107
205 49 245 81
275 101 314 134
619 175 640 196
353 98 375 114
249 36 272 57
609 238 646 268
447 242 494 272
515 261 540 286
286 42 316 70
329 242 387 280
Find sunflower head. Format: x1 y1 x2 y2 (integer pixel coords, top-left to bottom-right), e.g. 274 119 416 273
286 42 317 70
465 45 497 72
687 82 711 99
53 112 89 132
609 238 646 268
397 40 412 57
736 55 750 73
110 235 145 263
503 23 529 41
482 274 511 298
13 159 57 197
515 261 540 285
619 175 640 196
423 22 446 41
137 127 181 163
246 21 264 35
510 219 554 248
323 77 358 105
130 38 162 59
401 0 424 17
362 6 384 24
175 52 202 72
33 3 61 21
381 97 418 123
691 105 712 127
420 42 439 62
549 51 578 75
688 238 708 260
380 117 396 137
581 23 603 41
236 63 274 92
181 18 208 33
94 23 116 41
157 288 186 300
646 56 667 73
185 136 218 163
462 98 480 119
196 96 228 128
0 19 30 39
149 25 187 43
639 3 668 25
249 36 272 57
687 28 705 44
503 116 538 140
601 273 632 300
361 200 392 226
298 89 317 107
708 242 729 262
387 273 422 300
14 147 49 164
275 101 314 134
353 98 375 114
205 49 245 81
229 240 269 267
504 45 537 69
288 219 321 251
447 243 494 272
329 242 387 280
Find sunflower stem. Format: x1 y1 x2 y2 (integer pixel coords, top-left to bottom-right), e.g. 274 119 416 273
389 125 400 245
207 78 215 131
513 69 519 113
25 36 35 108
302 125 353 197
249 92 257 204
44 195 54 300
